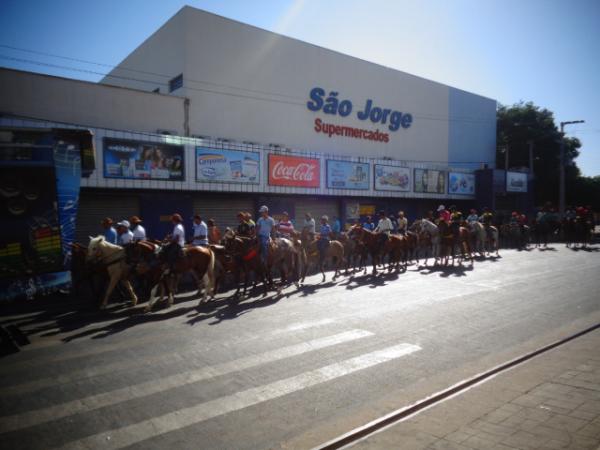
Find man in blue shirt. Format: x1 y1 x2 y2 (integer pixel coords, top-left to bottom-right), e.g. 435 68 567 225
318 215 332 262
332 215 341 238
363 216 375 231
256 205 275 265
101 217 117 244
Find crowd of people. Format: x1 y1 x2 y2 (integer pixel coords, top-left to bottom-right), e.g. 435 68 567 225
98 202 595 272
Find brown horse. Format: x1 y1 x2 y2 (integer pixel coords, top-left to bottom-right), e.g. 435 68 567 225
300 236 345 283
222 233 269 297
337 232 368 274
348 225 387 275
265 237 303 289
437 222 474 266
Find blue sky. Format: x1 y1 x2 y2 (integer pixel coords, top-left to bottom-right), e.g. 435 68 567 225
1 0 599 175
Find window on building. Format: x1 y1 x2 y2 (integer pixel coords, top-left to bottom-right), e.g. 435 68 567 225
169 74 183 93
152 87 160 93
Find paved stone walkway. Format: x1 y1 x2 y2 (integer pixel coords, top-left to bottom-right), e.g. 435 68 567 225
353 329 600 450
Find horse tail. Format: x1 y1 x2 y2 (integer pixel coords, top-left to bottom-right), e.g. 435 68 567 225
203 248 216 298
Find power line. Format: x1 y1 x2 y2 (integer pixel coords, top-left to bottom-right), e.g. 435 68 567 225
0 51 496 125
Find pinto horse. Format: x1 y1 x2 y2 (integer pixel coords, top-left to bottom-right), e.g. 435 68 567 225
469 221 499 257
413 219 441 266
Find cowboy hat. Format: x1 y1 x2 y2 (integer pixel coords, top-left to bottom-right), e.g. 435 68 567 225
116 220 130 228
129 216 142 224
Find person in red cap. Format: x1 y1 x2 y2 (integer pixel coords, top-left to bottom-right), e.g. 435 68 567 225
163 213 185 274
129 216 146 242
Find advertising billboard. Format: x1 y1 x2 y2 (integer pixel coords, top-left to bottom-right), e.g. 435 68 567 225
448 172 476 195
374 165 411 192
506 171 528 192
103 138 184 181
414 169 446 194
268 154 320 187
326 160 369 190
196 148 260 184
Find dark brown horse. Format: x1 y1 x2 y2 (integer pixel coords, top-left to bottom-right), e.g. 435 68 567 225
348 225 387 275
337 232 368 274
222 234 269 297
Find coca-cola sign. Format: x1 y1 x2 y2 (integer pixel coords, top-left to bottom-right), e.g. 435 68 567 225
268 154 320 187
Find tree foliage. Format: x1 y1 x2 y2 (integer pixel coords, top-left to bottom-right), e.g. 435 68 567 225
496 102 584 206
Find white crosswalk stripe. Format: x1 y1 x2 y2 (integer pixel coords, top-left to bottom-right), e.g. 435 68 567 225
0 329 373 433
61 343 421 450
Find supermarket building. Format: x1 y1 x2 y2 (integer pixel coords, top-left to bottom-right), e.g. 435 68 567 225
1 6 530 242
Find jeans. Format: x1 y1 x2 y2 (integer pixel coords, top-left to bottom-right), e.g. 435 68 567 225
259 235 270 264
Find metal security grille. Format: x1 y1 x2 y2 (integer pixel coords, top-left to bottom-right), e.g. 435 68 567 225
295 197 340 226
75 191 140 244
192 195 255 232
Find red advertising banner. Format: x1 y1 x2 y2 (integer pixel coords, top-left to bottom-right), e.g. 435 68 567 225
268 154 320 187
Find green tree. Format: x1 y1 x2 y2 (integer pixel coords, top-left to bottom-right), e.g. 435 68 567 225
496 102 582 206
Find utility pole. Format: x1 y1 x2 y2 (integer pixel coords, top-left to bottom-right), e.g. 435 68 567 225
559 120 584 216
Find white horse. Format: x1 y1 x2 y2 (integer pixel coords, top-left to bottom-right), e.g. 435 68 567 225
416 219 441 266
86 236 138 309
469 221 499 257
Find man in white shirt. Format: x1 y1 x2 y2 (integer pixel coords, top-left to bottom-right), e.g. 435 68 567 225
130 216 146 241
164 213 185 273
191 214 208 246
116 220 133 246
397 211 408 235
374 210 393 250
303 213 316 239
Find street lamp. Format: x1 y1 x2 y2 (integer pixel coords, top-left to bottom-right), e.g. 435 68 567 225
559 120 585 215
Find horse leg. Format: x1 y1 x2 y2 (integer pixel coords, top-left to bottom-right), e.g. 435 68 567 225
100 273 119 309
123 279 138 306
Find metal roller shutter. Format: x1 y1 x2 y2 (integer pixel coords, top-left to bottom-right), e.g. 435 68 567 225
75 191 140 244
295 197 340 225
193 196 255 231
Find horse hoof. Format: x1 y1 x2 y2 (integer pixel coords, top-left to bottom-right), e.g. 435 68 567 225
144 305 151 313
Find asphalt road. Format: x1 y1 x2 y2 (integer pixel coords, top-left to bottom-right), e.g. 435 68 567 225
0 245 599 449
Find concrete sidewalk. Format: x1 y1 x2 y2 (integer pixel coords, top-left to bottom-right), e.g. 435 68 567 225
352 329 600 450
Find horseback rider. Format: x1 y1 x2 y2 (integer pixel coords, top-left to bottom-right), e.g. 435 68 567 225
191 214 208 246
256 205 275 266
244 212 256 236
397 211 408 236
480 207 494 240
437 205 451 224
331 215 341 239
237 212 253 237
509 211 519 226
116 220 133 246
277 211 295 238
466 209 479 225
130 216 146 242
163 213 185 274
101 217 118 244
303 213 316 240
449 205 462 239
363 215 375 231
318 215 332 262
374 210 393 250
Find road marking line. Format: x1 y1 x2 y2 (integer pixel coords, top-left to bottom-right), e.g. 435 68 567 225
60 343 421 450
0 329 373 433
0 317 340 377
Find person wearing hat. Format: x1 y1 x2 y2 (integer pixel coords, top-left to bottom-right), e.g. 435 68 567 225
192 214 208 246
129 216 146 242
449 205 462 238
374 210 393 250
362 215 375 231
437 204 451 224
397 211 408 236
236 212 252 237
479 207 494 240
163 213 185 273
101 217 117 244
466 209 479 224
318 215 332 262
116 220 133 246
277 211 294 238
256 206 275 265
302 213 316 239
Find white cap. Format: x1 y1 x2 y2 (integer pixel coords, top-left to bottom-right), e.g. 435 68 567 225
437 205 445 212
117 220 130 228
259 205 269 213
321 215 329 221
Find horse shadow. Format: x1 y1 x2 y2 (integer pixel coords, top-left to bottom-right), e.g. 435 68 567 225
537 246 558 251
568 246 599 252
340 271 399 290
418 263 473 277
